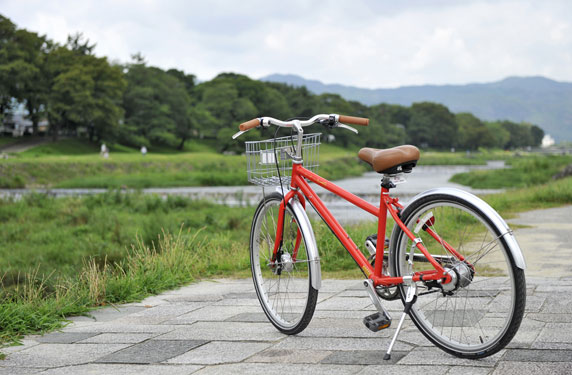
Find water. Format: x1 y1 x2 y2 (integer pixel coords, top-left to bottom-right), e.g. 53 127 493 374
0 161 505 223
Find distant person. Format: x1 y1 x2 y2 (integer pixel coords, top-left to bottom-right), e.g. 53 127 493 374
141 146 147 156
101 144 109 159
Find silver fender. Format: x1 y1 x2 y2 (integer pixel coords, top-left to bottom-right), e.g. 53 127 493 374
290 198 322 290
403 188 526 270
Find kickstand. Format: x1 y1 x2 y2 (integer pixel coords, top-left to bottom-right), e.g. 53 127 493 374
384 282 417 360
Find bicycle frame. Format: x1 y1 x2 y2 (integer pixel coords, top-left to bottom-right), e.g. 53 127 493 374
273 163 457 288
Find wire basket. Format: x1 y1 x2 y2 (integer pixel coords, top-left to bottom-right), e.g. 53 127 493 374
245 133 321 186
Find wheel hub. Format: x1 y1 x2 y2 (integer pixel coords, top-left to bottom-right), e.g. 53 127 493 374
441 262 474 292
280 252 294 273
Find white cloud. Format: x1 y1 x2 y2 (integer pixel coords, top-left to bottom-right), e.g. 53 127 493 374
2 0 571 88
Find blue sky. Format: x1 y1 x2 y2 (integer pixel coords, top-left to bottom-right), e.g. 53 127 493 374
2 0 571 88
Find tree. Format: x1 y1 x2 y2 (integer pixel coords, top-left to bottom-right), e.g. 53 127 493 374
122 60 190 148
408 102 458 149
530 124 544 147
501 121 533 149
484 121 511 149
455 112 495 150
45 35 126 141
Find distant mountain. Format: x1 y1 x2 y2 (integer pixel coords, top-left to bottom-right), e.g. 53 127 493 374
261 74 572 141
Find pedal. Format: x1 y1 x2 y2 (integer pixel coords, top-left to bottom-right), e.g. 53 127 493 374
363 311 391 332
364 234 389 257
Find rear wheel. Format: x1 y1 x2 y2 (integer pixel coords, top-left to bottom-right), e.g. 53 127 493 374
390 193 526 358
250 193 318 334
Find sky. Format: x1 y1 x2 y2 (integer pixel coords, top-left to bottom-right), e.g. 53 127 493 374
2 0 572 88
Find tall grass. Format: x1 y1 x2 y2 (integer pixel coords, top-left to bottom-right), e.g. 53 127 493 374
450 154 572 188
0 229 214 343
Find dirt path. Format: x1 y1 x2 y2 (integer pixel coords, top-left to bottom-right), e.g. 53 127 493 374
509 205 572 277
0 137 53 153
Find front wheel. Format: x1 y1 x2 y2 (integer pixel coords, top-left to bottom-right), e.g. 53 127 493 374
390 193 526 358
250 192 318 334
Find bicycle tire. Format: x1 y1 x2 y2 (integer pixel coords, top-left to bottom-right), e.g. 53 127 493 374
389 193 526 358
250 192 318 334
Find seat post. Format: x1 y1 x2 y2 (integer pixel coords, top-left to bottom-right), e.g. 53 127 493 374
374 178 393 278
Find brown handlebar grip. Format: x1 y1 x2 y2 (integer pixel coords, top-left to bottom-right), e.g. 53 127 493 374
239 118 261 131
339 115 369 126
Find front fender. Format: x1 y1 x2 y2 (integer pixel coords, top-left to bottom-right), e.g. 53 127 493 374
290 198 322 289
404 188 526 270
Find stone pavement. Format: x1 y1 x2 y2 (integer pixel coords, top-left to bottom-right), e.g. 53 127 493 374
2 276 572 375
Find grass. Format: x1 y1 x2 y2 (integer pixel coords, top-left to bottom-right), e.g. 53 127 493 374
450 154 572 188
0 140 367 189
419 149 507 166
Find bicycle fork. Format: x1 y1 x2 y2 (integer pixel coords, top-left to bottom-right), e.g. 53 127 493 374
363 279 417 360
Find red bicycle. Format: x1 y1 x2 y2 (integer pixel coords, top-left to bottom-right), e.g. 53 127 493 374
233 114 526 359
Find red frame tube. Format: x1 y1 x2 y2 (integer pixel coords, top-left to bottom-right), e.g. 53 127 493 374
272 163 453 286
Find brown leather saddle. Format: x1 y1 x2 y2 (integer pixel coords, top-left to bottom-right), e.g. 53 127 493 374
358 145 420 174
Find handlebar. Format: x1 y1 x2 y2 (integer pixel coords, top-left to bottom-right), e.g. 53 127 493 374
339 115 369 126
234 114 369 139
239 118 261 131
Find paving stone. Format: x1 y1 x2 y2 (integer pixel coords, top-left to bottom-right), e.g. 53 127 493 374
316 297 373 310
445 367 491 375
298 317 392 338
0 368 46 375
503 349 572 362
535 284 572 293
214 298 266 306
192 363 363 375
77 333 158 344
166 305 261 324
531 342 572 350
539 297 572 314
157 321 285 341
492 361 572 375
36 332 98 344
321 350 407 365
37 363 203 375
356 364 450 375
399 347 503 367
506 319 545 348
317 280 364 293
390 326 434 347
113 304 205 324
246 349 332 364
97 340 207 364
536 323 572 343
1 344 129 368
488 295 546 313
132 296 170 306
162 294 223 302
167 341 270 364
83 306 148 322
222 292 257 299
273 336 413 352
225 312 269 322
526 313 572 323
0 339 40 354
63 322 177 334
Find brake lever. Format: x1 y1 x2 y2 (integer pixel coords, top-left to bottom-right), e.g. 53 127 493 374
232 130 247 139
338 123 359 134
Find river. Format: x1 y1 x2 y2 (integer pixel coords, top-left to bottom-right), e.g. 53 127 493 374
0 161 504 223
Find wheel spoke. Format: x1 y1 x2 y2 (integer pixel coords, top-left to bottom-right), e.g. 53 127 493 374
250 195 316 334
394 198 524 356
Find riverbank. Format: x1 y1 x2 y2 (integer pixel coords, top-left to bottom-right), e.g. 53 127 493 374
0 142 516 189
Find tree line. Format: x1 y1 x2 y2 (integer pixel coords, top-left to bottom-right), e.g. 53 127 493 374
0 14 544 152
